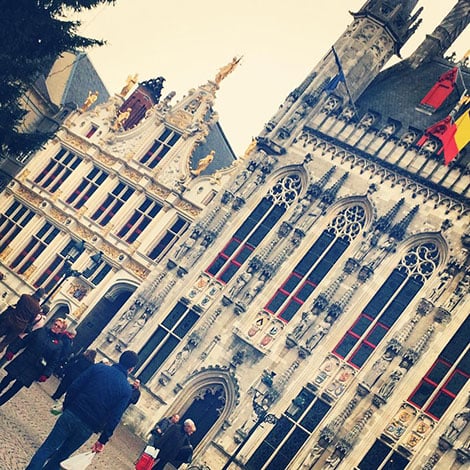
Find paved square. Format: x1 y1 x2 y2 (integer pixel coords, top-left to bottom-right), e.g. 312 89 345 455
0 371 145 469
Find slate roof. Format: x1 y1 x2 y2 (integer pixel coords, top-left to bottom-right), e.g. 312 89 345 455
60 53 109 108
190 121 237 175
356 57 470 136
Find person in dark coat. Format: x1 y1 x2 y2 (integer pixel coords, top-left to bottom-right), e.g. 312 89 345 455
152 419 196 470
0 288 45 353
25 350 139 470
51 349 96 401
0 317 67 406
150 413 180 446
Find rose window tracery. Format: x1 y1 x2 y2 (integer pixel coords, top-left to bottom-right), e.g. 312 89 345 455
327 205 367 241
267 174 302 208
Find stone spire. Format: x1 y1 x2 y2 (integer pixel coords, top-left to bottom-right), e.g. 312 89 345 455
408 0 470 68
352 0 423 53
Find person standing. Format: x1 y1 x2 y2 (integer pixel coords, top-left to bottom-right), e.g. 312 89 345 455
152 419 196 470
0 318 67 406
0 288 45 352
51 349 96 401
25 350 139 470
150 413 180 445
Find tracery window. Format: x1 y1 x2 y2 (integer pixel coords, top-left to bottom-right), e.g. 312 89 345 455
139 127 181 169
147 216 189 261
10 222 60 275
265 205 366 323
91 181 134 226
0 200 35 253
246 386 330 469
408 315 469 420
137 301 201 384
334 241 440 368
34 147 82 193
206 174 301 284
66 166 108 209
116 197 162 243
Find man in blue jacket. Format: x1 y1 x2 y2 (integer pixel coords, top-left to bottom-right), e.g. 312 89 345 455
25 350 139 470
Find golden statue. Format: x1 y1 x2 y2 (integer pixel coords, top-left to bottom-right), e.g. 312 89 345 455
120 74 138 97
191 150 215 176
81 90 98 112
215 56 242 84
243 138 257 158
113 107 132 130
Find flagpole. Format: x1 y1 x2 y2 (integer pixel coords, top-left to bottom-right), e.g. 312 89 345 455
331 46 359 119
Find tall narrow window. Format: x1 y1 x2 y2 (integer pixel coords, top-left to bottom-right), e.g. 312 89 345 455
66 166 108 209
34 147 82 193
358 439 409 470
139 127 181 169
147 217 189 261
266 205 366 323
408 315 469 420
91 181 134 226
34 240 85 292
333 241 440 369
246 387 330 469
206 174 301 284
10 222 60 275
0 200 35 253
137 301 200 384
117 197 162 243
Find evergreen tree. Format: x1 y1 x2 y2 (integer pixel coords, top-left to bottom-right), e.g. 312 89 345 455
0 0 116 159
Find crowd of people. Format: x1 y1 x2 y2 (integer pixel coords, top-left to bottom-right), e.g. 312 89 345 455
0 290 132 467
0 288 196 470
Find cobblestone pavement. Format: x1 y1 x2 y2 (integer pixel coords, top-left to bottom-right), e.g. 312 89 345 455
0 371 145 470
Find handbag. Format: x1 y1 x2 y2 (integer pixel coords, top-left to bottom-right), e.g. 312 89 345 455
135 446 160 470
60 451 95 469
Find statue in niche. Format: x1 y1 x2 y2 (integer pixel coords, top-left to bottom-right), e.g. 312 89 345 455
242 278 265 303
289 197 310 224
81 90 98 112
174 235 197 260
242 172 265 198
377 368 404 401
230 169 249 193
119 74 138 97
305 318 331 350
124 313 148 343
430 272 452 302
322 452 341 469
109 303 139 336
191 150 215 176
228 269 253 298
362 354 392 389
442 410 470 443
302 443 325 468
292 311 310 340
166 347 191 376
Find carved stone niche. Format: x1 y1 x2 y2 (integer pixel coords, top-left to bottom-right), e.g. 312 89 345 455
344 257 360 274
434 307 451 324
416 298 434 315
221 190 233 204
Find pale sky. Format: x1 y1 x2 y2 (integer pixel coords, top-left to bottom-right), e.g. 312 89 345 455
75 0 469 156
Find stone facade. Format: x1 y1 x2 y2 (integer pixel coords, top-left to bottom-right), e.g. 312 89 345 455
0 2 469 469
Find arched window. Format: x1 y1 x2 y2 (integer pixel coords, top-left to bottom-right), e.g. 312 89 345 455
206 174 301 284
246 386 330 469
333 241 440 369
265 204 367 323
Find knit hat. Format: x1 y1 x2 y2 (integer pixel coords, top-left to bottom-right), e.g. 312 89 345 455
119 350 139 369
